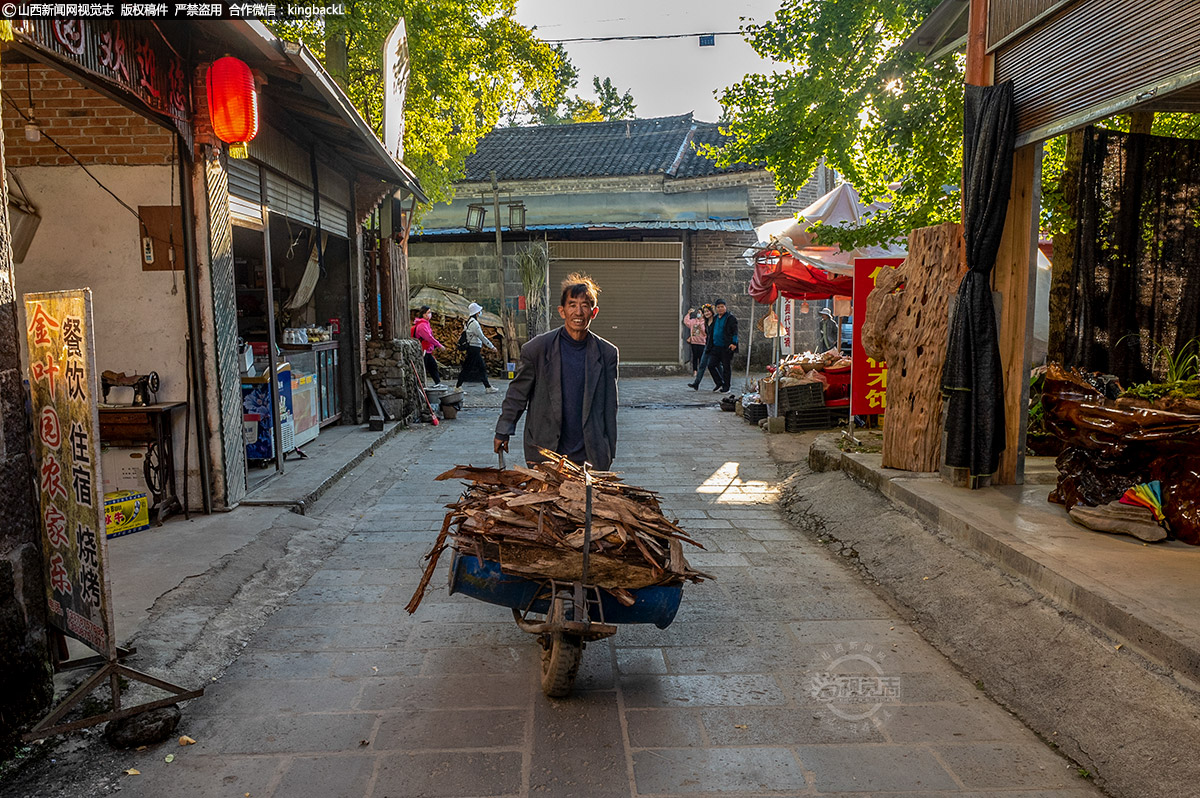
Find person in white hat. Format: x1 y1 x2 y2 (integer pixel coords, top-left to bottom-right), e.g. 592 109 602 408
818 306 839 353
454 302 498 394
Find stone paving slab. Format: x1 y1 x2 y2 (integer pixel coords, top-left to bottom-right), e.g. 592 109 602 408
117 378 1101 798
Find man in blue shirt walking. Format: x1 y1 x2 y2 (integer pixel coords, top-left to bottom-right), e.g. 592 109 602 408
494 274 619 469
707 299 739 392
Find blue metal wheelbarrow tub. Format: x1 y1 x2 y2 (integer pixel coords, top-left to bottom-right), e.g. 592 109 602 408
448 550 683 630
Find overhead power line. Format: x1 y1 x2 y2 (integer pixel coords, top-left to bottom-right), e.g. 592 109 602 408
546 31 742 44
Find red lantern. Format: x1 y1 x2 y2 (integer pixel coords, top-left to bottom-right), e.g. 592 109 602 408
206 56 258 158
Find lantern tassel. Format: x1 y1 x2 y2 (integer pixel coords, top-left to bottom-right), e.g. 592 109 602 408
228 142 249 159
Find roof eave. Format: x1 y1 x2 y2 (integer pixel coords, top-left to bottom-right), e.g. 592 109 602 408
235 21 429 203
899 0 969 61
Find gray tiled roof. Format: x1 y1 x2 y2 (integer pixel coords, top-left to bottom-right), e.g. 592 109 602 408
463 113 758 182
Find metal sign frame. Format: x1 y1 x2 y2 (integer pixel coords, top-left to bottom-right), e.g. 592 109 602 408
22 289 201 742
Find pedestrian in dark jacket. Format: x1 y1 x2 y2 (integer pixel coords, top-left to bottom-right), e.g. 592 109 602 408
708 299 738 392
495 273 619 470
455 302 498 394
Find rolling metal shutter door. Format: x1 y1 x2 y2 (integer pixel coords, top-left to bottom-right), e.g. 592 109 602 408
227 158 263 225
227 160 352 235
994 0 1200 144
550 241 682 363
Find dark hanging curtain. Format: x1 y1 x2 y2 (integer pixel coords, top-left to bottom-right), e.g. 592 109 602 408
1064 127 1200 385
941 81 1015 478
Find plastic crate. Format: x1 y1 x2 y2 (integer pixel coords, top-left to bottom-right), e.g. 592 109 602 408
743 403 769 424
785 407 837 431
777 381 825 412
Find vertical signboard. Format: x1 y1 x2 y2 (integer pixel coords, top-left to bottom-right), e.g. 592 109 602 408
850 258 905 416
780 298 794 355
382 18 410 161
25 290 112 658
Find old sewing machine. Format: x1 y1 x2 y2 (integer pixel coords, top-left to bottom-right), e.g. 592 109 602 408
98 369 187 525
101 370 159 406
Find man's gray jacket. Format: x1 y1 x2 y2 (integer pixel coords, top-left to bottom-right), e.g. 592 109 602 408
495 327 619 470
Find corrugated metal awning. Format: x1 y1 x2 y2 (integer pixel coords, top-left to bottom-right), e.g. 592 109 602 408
415 219 754 237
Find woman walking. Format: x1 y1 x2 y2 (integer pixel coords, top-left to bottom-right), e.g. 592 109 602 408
410 305 446 389
683 308 707 380
686 304 716 390
455 302 498 394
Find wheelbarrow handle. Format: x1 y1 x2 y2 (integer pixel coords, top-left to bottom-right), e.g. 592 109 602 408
580 464 592 596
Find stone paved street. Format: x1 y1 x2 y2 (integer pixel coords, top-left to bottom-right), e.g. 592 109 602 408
118 378 1102 798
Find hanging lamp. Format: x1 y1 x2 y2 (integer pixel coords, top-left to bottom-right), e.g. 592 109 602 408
206 56 258 158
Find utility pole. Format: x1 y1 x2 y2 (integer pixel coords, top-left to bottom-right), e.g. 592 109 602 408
490 170 509 361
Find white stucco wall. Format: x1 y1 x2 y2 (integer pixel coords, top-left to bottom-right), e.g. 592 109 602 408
13 165 202 511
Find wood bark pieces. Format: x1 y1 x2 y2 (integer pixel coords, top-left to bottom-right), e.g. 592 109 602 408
407 455 708 614
435 465 532 487
499 541 663 589
607 588 637 607
668 539 684 575
506 493 556 507
405 511 457 614
861 222 968 472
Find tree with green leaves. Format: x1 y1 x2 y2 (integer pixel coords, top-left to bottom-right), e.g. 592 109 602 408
705 0 962 250
269 2 560 206
512 46 637 125
565 77 637 123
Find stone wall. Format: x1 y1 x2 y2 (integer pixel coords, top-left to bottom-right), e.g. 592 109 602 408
0 134 52 750
407 240 524 319
365 338 423 421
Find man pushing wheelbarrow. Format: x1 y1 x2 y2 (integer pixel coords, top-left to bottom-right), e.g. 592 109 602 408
493 272 618 472
407 274 709 696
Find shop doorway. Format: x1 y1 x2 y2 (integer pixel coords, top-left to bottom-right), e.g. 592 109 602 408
233 216 352 492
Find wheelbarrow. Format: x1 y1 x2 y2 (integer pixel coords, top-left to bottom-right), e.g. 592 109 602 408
447 453 684 697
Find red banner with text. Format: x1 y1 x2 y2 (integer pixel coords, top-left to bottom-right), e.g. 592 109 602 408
851 258 905 415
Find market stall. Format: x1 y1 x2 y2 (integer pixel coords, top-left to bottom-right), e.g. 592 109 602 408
737 184 904 431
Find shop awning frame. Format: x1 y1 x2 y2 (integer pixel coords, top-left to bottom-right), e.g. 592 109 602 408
220 21 427 203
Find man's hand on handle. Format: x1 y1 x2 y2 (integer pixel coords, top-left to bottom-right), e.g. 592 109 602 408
494 437 509 454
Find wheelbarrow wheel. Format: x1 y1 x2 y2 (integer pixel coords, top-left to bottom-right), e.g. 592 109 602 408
540 594 582 697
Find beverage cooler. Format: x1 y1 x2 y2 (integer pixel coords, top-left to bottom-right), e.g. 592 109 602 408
241 362 294 462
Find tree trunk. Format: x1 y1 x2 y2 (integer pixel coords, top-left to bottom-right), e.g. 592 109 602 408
1129 111 1155 136
324 31 349 92
1048 130 1084 365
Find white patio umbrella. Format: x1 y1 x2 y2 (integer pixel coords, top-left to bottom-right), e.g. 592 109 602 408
747 183 905 275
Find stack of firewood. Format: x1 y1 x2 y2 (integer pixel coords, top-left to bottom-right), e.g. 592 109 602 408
425 314 504 374
406 450 710 614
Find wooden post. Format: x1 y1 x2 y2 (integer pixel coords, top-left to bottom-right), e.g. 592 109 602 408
992 144 1042 485
380 201 395 340
966 0 992 86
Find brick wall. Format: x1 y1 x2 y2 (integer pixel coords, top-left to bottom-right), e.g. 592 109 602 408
1 63 174 167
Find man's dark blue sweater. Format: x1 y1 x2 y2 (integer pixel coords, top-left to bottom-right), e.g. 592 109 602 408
558 328 588 464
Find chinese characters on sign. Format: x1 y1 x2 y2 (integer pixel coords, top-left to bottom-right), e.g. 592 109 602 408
850 258 905 416
780 299 794 356
24 290 112 657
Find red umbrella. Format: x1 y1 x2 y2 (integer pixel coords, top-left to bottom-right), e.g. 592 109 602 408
748 250 853 304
